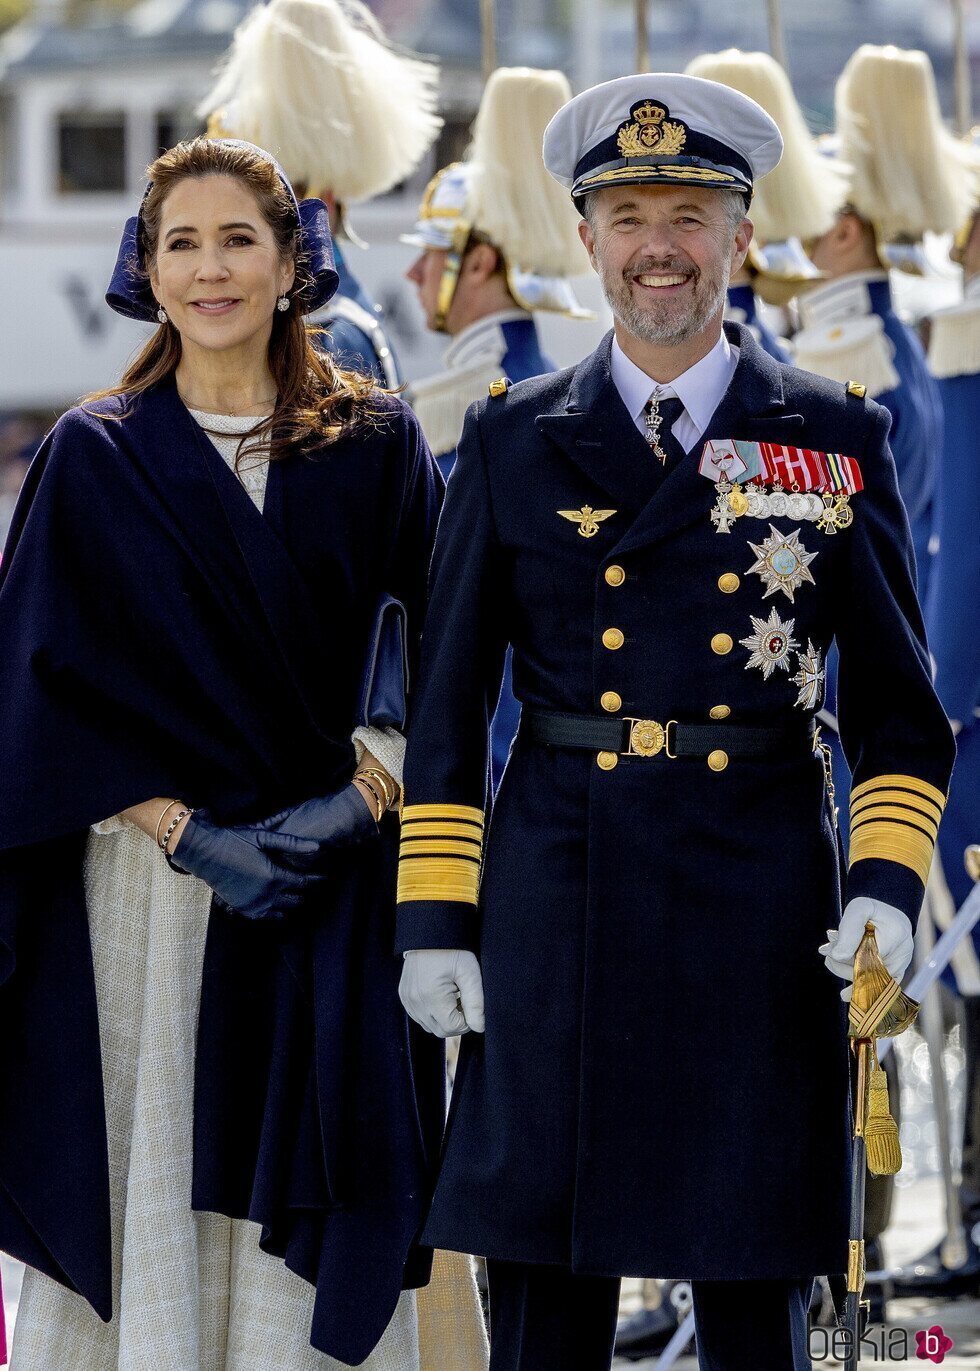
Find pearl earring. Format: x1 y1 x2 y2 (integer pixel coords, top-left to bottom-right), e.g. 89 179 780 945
156 306 168 324
276 295 291 312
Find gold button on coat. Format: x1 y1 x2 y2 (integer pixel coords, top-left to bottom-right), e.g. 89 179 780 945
711 633 733 655
709 705 731 720
718 573 740 594
708 750 729 771
604 564 626 587
597 751 619 770
602 628 625 650
600 691 622 713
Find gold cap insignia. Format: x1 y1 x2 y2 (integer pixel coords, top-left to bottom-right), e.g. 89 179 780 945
558 505 616 538
617 100 687 159
489 378 509 397
846 381 867 398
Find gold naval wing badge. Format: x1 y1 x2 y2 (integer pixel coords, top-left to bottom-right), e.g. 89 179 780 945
558 505 617 539
617 101 687 159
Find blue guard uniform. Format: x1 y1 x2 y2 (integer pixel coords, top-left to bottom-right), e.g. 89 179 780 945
725 281 790 362
308 242 401 388
794 272 945 836
926 283 980 947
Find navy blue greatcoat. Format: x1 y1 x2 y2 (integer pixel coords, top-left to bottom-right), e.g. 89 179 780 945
396 323 954 1280
0 380 442 1364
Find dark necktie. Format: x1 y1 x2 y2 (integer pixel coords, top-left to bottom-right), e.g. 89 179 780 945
643 394 687 468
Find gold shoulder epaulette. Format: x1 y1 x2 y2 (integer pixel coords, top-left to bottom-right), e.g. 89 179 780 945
846 381 867 398
488 377 509 397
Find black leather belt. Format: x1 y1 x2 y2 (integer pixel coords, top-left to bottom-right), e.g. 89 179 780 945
523 708 816 760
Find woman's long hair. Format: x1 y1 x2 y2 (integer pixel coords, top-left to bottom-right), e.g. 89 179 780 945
86 138 380 456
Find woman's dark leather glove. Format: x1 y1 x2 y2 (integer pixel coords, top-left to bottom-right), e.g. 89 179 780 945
169 810 324 920
252 785 379 872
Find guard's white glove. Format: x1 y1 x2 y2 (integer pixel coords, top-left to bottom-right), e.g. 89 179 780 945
819 896 914 1002
399 949 486 1037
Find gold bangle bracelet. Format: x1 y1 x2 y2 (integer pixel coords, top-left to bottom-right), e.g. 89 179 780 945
355 767 396 812
354 776 385 821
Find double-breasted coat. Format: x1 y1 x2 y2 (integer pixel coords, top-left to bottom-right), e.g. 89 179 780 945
396 323 954 1280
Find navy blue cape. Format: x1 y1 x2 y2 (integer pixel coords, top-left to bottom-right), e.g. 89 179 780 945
0 378 444 1363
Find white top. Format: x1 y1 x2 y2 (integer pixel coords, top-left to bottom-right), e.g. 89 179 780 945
609 330 739 452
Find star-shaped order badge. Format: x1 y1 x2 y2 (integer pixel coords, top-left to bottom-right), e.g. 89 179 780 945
745 525 818 603
740 607 799 681
792 640 825 710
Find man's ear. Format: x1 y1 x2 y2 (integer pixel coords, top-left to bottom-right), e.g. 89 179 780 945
731 216 753 274
578 217 598 273
464 241 500 283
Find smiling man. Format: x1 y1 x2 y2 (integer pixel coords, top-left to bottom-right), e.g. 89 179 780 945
394 74 955 1371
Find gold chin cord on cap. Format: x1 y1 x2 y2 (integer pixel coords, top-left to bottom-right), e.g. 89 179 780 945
841 925 919 1369
433 221 473 333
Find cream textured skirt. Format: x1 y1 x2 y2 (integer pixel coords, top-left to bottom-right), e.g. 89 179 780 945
10 822 487 1371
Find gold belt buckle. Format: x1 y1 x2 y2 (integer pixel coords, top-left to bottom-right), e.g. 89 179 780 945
624 717 678 758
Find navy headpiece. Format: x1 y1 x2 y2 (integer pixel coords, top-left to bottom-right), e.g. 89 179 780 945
105 139 340 323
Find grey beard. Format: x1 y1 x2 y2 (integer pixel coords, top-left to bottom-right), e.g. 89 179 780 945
601 265 730 347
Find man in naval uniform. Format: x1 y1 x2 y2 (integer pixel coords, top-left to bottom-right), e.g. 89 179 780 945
198 0 444 386
394 72 955 1371
403 66 592 788
893 151 980 1299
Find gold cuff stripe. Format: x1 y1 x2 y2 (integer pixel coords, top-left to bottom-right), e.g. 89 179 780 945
397 856 481 905
849 820 936 887
401 803 485 826
399 821 484 839
850 788 943 825
398 839 483 858
849 804 939 839
851 774 946 811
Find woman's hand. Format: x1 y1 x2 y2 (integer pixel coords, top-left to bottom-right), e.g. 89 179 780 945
168 810 325 920
251 784 380 872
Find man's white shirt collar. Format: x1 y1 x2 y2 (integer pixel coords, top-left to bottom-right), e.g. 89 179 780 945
609 330 738 448
445 309 532 370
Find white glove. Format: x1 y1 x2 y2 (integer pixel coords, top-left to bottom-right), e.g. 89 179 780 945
399 949 486 1037
819 896 914 1002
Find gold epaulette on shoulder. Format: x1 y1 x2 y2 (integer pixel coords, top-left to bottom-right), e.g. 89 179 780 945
848 773 947 887
489 377 509 397
846 381 867 398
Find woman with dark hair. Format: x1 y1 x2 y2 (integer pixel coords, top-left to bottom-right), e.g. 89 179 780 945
0 138 487 1371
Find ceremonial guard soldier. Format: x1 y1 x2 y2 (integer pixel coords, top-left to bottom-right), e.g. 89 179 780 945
394 74 955 1371
793 45 970 597
199 0 442 385
402 65 591 788
403 66 591 479
894 149 980 1299
685 49 848 367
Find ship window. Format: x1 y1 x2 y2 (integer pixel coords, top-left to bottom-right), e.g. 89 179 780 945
57 111 126 193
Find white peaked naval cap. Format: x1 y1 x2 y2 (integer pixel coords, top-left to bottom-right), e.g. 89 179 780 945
543 73 782 201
